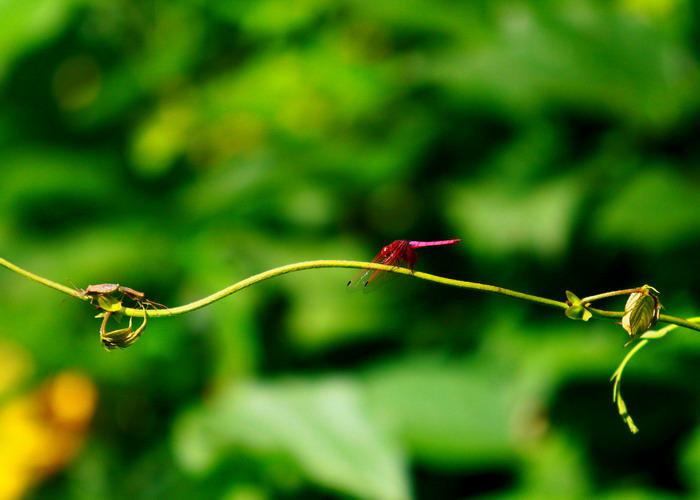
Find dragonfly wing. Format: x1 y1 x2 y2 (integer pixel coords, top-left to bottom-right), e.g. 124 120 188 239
346 241 408 292
346 267 383 293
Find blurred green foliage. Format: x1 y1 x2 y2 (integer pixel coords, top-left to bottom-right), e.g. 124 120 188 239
2 0 700 499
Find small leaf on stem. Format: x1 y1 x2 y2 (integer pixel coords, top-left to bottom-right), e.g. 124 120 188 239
564 291 592 321
97 294 123 312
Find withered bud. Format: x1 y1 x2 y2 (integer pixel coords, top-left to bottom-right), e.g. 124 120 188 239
99 310 148 350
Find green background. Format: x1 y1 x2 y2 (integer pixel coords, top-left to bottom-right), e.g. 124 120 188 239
2 0 700 498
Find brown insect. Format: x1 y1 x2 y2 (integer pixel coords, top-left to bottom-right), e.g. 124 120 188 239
82 283 144 300
80 283 165 308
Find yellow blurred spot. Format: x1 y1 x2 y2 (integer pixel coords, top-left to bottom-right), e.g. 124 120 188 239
44 371 97 429
0 371 96 500
52 55 102 110
0 341 32 397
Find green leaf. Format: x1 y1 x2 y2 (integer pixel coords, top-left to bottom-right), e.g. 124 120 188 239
594 169 700 251
364 356 518 466
564 291 592 321
621 285 661 344
96 294 122 312
0 0 83 82
564 305 592 321
446 175 583 259
174 378 409 500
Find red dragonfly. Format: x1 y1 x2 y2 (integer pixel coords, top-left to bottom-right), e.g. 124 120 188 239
347 239 461 291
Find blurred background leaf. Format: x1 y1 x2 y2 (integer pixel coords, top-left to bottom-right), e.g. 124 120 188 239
1 0 700 499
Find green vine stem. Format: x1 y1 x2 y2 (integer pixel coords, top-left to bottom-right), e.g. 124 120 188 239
584 306 700 333
610 317 700 433
122 260 567 317
2 256 700 334
580 288 642 304
0 256 87 299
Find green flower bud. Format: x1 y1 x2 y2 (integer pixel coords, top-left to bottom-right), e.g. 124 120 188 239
621 285 661 345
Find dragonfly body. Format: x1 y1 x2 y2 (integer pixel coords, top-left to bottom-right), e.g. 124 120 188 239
347 239 461 290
